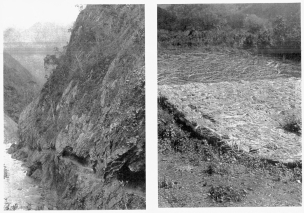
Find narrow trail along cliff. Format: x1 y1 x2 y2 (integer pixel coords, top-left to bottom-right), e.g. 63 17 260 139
9 5 145 210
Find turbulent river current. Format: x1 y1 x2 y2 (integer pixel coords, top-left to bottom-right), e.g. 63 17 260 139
3 133 57 210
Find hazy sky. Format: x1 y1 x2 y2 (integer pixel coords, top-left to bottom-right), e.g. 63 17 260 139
1 0 81 29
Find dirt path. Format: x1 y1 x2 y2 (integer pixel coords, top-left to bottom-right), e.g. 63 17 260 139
158 152 301 207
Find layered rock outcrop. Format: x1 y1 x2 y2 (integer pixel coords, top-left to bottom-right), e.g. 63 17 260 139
14 5 145 209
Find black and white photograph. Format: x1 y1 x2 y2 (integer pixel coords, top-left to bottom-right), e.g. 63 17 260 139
1 0 303 212
158 3 301 207
2 2 145 210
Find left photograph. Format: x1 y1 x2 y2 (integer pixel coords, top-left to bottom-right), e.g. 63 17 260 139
3 3 145 210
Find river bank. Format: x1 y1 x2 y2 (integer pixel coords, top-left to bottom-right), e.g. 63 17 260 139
3 115 57 210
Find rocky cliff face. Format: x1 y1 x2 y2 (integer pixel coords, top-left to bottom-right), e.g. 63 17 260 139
14 5 145 209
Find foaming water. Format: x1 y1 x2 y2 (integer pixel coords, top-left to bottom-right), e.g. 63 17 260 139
3 144 57 210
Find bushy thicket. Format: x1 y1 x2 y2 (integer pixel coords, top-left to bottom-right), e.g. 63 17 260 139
158 4 300 52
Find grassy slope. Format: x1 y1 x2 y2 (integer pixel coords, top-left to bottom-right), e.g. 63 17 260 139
3 52 39 122
158 48 301 207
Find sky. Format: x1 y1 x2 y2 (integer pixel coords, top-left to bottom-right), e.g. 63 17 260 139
1 0 81 30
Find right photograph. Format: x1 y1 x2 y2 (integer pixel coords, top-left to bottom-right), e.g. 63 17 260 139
158 4 301 207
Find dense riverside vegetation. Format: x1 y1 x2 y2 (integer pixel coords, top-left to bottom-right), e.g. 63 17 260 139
158 4 300 60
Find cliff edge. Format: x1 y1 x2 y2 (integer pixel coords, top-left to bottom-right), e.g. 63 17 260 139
13 5 145 210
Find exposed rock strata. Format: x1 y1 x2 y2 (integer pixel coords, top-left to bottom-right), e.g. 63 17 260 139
13 5 145 209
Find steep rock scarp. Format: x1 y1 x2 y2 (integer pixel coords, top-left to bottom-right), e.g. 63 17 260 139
14 5 145 210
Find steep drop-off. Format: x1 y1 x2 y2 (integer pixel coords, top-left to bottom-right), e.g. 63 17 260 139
13 5 145 210
3 52 39 122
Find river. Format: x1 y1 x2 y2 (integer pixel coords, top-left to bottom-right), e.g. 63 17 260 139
3 115 57 210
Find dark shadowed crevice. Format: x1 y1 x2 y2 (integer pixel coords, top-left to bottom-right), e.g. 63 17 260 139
117 163 146 184
117 163 146 195
61 146 89 166
27 161 42 177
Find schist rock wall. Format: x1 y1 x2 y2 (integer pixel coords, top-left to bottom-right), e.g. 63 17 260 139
13 5 145 209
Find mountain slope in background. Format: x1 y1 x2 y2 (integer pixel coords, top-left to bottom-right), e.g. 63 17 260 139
4 51 58 86
4 22 71 43
4 113 18 144
161 3 300 22
12 5 145 210
241 3 300 23
3 52 39 122
4 22 72 86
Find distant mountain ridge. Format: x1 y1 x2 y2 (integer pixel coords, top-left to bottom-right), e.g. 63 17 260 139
3 22 71 86
4 22 72 43
3 52 39 122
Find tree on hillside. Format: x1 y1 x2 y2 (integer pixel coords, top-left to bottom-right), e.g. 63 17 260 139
272 16 300 47
272 16 288 46
157 7 177 31
157 3 301 53
244 14 267 33
257 29 272 47
227 12 246 29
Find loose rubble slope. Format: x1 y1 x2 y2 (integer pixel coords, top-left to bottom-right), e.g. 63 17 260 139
158 49 301 163
158 48 301 207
